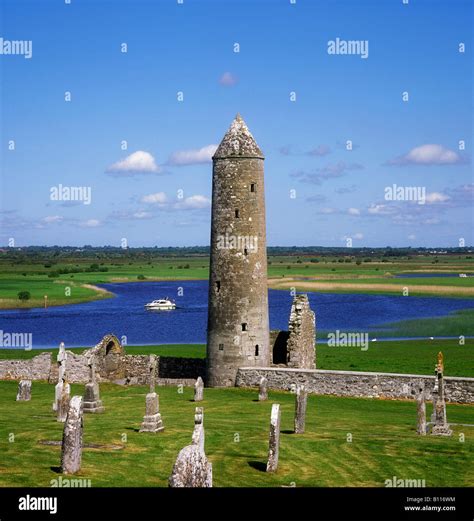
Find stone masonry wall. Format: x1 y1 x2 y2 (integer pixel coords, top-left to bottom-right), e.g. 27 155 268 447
236 367 474 404
286 294 316 369
0 351 204 386
0 352 52 381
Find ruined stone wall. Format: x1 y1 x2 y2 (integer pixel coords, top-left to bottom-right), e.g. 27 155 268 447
0 352 52 381
0 352 204 386
236 367 474 404
64 352 90 383
286 295 316 369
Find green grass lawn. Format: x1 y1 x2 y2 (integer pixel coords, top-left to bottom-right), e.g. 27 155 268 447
374 309 474 338
316 339 473 377
1 339 472 376
0 344 206 360
0 381 472 487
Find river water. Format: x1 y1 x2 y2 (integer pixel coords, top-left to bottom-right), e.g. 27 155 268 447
0 281 472 348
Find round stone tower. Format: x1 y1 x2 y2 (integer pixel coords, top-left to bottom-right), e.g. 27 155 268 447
206 114 270 387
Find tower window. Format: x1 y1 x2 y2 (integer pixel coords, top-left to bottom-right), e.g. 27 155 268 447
255 345 259 356
244 248 248 256
215 281 221 292
219 343 224 351
250 183 256 193
242 323 247 331
235 209 240 218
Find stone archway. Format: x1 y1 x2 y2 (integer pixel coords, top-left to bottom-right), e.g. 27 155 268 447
88 334 126 381
271 331 290 365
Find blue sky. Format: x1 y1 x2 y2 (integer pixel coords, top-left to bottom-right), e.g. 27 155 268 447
1 0 472 247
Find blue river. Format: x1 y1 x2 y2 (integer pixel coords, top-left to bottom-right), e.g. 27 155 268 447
0 280 472 348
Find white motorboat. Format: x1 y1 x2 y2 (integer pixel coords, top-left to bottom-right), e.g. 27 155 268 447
145 298 176 310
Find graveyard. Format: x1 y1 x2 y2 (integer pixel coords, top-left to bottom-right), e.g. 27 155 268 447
1 379 473 488
0 112 472 489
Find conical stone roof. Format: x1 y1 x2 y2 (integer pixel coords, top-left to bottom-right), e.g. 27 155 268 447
213 114 264 159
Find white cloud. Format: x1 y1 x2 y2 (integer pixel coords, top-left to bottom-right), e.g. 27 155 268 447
387 144 464 166
42 215 63 224
80 219 101 227
353 232 364 240
408 234 416 240
423 218 440 225
106 151 160 175
132 211 153 219
141 192 168 204
425 192 450 204
307 145 331 157
174 195 211 210
168 145 218 166
367 204 396 215
348 208 360 215
219 72 238 86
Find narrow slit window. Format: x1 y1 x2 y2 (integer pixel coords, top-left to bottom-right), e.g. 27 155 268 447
218 343 224 351
244 248 248 256
215 281 221 292
250 183 256 193
241 323 247 332
235 209 240 218
255 345 259 356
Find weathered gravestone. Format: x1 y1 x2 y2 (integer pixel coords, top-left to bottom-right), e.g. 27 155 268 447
416 383 427 435
191 407 204 452
431 352 452 437
57 380 71 423
83 359 104 413
258 376 268 401
294 385 308 434
53 342 67 412
194 376 204 402
60 396 83 474
16 380 31 401
140 355 164 433
168 444 212 487
266 403 281 472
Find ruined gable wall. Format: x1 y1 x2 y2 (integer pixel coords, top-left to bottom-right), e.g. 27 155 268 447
286 295 316 369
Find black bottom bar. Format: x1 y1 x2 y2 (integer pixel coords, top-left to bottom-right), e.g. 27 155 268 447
0 487 472 521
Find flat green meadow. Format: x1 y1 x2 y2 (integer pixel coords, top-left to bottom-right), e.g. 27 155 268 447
0 381 472 487
2 339 472 377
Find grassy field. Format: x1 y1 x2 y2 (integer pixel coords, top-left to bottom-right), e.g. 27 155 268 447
1 339 472 377
0 344 206 360
373 309 474 338
1 254 473 309
316 339 473 377
0 381 472 487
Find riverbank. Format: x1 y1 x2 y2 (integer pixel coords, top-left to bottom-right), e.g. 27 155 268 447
1 254 473 309
0 282 114 310
268 277 474 297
